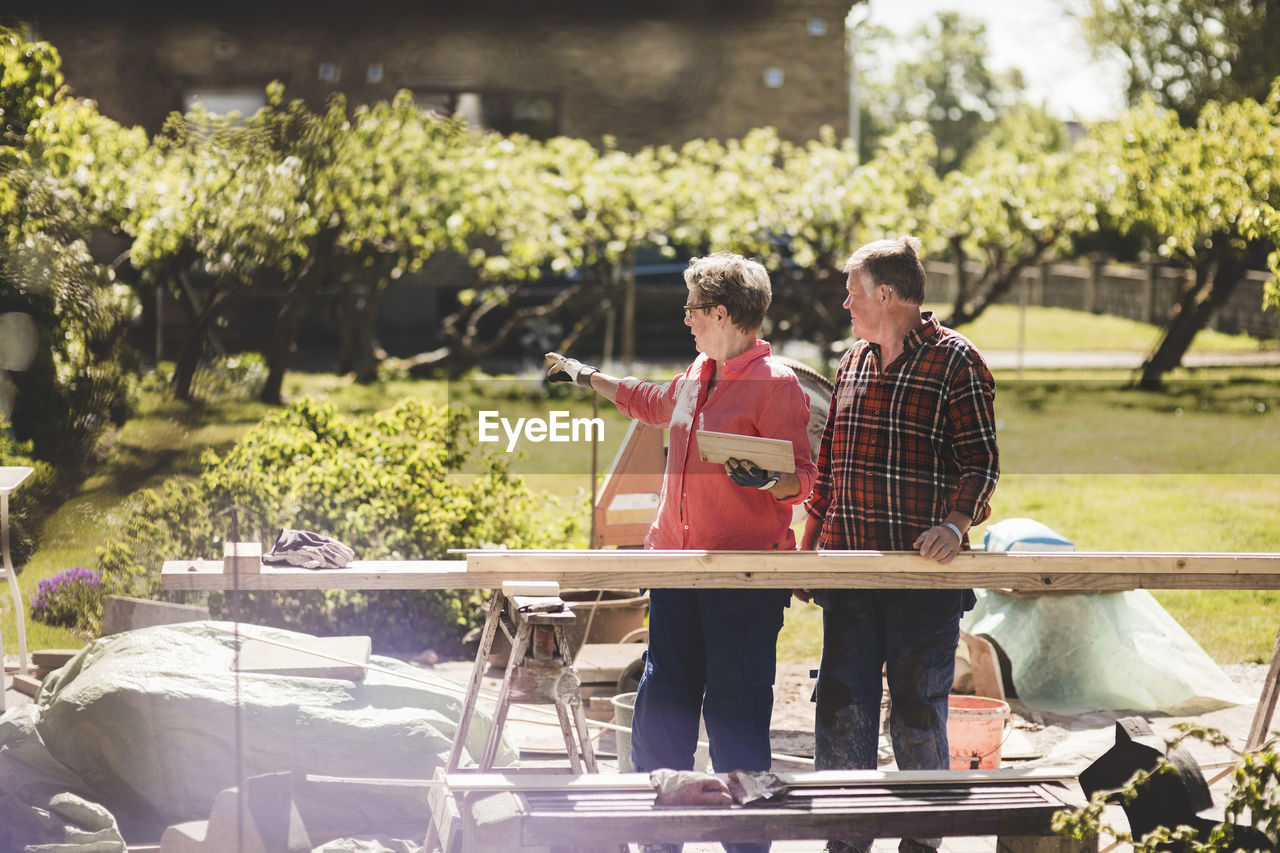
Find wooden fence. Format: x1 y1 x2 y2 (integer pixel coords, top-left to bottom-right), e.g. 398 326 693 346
925 259 1278 339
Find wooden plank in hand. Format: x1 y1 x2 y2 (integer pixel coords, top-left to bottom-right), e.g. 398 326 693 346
696 430 795 473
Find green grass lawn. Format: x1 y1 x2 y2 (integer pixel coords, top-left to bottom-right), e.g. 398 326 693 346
6 305 1279 664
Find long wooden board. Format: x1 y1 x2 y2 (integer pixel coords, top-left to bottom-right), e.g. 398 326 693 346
695 429 795 472
161 550 1280 592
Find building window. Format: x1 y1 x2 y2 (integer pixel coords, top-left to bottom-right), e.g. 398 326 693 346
182 89 267 119
414 90 560 139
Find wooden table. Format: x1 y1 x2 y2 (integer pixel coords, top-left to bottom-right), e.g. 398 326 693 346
160 549 1280 766
160 548 1280 852
447 769 1092 853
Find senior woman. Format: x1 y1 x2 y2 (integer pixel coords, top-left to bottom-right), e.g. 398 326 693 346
547 252 816 853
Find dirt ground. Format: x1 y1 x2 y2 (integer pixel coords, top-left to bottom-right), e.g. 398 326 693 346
434 656 1272 780
767 660 1271 774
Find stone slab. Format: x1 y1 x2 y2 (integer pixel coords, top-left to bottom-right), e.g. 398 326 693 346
11 672 42 697
235 635 371 682
31 648 81 670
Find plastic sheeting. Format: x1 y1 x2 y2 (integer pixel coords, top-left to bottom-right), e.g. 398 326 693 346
0 621 512 851
0 705 126 852
982 517 1074 553
961 589 1252 715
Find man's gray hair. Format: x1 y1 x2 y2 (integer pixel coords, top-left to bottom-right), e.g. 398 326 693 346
843 236 926 304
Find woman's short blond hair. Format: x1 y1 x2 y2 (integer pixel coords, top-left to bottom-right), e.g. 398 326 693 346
684 252 772 332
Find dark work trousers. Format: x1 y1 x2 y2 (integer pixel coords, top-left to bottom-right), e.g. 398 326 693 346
812 589 966 853
631 587 788 853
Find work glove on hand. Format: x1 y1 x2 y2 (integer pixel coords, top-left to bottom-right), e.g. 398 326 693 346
725 457 780 491
545 351 599 388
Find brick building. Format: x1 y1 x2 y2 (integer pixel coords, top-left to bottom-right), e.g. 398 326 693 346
26 0 859 149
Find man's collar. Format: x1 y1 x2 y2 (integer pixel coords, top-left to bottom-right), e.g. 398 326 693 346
902 311 940 352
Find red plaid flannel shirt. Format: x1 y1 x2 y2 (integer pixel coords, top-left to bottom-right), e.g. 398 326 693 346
804 312 999 550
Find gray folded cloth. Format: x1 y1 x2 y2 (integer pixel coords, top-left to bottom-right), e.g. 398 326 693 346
649 769 788 807
263 528 356 569
726 770 788 805
650 770 732 806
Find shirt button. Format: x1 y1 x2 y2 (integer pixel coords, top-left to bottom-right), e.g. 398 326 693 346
684 525 689 530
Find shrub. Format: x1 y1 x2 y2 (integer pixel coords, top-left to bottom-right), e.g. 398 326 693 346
97 397 581 654
3 224 140 480
0 428 56 566
30 566 105 634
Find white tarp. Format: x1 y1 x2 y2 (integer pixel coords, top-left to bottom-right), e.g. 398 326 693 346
969 517 1250 715
0 621 511 851
962 589 1252 715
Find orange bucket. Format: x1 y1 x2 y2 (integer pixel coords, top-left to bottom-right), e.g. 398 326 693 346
947 695 1010 770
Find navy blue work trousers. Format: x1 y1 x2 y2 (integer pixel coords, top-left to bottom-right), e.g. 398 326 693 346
631 587 788 853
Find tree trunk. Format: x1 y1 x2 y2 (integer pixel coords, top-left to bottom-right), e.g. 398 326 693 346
948 235 970 324
1137 251 1249 390
771 265 846 353
355 273 389 384
336 273 356 375
620 246 637 372
171 265 232 402
401 271 599 379
943 234 1055 328
171 323 203 402
557 268 614 355
259 230 338 404
453 275 597 378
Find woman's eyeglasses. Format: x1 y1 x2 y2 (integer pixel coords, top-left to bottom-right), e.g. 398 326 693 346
683 302 715 319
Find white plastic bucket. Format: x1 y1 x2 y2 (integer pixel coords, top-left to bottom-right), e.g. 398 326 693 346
609 691 710 773
611 691 638 772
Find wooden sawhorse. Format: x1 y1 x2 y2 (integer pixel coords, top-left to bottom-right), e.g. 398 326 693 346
444 581 598 775
429 582 600 853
